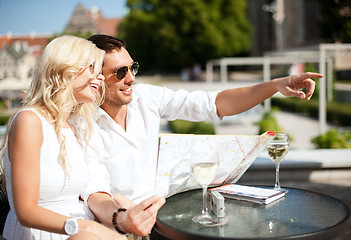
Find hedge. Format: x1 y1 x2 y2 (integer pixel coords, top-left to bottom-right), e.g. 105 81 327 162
168 120 215 135
0 115 11 126
271 97 351 126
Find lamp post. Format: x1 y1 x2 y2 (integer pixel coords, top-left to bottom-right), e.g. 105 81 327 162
263 0 285 50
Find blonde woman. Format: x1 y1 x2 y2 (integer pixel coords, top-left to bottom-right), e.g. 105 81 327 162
1 36 127 240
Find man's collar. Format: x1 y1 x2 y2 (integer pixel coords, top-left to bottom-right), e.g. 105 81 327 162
129 92 138 110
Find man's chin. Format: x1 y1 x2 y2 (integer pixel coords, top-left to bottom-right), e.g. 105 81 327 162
104 96 133 107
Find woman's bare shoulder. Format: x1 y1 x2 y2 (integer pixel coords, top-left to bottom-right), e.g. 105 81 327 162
9 109 43 139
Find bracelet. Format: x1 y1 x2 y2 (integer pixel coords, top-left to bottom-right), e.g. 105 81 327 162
112 208 127 235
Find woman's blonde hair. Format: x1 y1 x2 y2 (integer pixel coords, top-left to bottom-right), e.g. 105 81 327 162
0 35 105 178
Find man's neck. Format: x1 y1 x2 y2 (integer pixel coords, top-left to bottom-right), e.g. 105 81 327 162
101 103 128 131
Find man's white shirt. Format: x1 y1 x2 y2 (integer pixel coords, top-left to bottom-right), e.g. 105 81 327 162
88 83 220 204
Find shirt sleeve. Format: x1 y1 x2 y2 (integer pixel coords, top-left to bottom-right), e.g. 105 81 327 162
81 123 112 203
138 84 221 122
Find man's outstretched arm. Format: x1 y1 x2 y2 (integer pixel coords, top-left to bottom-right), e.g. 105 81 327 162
215 72 322 117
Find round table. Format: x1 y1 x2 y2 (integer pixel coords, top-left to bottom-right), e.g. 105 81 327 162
155 186 351 240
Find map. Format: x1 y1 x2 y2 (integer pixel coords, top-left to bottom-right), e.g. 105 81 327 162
155 132 274 197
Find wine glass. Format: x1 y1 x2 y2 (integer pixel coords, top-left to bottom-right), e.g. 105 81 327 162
266 133 289 190
191 147 219 225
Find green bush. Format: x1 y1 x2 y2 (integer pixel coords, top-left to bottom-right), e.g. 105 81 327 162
312 129 351 149
256 109 284 135
0 115 11 125
271 97 351 126
304 62 320 100
304 62 338 101
168 120 215 135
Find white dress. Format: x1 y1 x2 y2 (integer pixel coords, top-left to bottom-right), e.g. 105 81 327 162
3 109 103 240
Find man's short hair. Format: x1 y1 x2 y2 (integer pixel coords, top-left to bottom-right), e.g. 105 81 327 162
88 34 126 53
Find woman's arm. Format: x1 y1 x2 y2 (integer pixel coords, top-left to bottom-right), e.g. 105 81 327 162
8 111 126 239
9 110 67 232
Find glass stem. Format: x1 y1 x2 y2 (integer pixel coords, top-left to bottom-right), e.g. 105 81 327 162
202 185 209 216
275 163 280 189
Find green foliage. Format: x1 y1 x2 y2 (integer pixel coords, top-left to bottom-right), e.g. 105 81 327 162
256 109 284 135
304 62 318 74
312 129 351 149
119 0 252 72
305 62 339 101
271 97 351 126
304 62 320 99
168 120 215 134
317 0 351 42
0 115 11 125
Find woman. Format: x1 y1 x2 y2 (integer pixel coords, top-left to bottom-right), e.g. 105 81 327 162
0 35 126 239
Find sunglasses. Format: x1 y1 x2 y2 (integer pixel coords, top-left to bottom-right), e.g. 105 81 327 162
115 62 139 80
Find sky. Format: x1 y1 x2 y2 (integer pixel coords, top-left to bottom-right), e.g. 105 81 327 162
0 0 127 35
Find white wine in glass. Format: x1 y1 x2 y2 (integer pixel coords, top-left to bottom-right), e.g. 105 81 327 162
266 133 289 190
191 161 218 225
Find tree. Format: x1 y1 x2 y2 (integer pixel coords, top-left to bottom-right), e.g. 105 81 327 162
118 0 251 72
317 0 351 43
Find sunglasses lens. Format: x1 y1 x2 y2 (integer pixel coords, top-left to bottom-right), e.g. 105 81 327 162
116 67 128 80
131 62 139 75
115 62 139 80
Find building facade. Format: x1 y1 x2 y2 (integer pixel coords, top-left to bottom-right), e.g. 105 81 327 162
0 3 121 82
247 0 321 56
64 3 122 36
0 34 48 80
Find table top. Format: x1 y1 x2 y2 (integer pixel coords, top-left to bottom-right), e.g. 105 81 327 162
155 186 351 240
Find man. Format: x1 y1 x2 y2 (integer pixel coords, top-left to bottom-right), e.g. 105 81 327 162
87 34 322 237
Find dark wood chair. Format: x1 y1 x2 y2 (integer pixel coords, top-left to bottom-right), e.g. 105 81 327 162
0 177 9 237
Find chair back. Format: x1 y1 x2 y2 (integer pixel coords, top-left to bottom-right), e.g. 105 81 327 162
0 177 9 236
